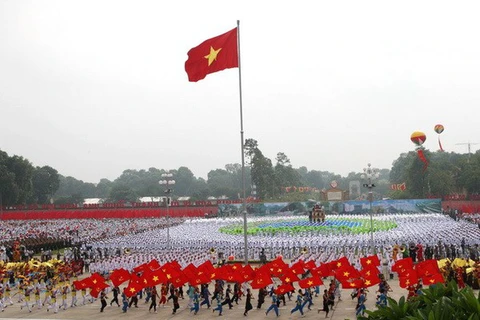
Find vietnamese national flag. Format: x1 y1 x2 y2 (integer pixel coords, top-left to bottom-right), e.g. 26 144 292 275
299 276 323 289
362 273 381 287
330 257 351 270
290 262 305 276
280 270 300 284
304 260 316 271
399 271 419 288
341 278 364 289
360 267 379 280
141 269 167 287
87 273 106 288
110 268 131 287
185 27 238 82
90 281 109 298
124 280 143 298
360 255 381 269
334 265 361 282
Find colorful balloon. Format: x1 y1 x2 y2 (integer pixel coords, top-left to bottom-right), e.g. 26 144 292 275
410 131 427 146
434 124 444 134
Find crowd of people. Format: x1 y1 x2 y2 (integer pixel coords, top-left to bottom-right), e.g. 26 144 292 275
1 211 480 318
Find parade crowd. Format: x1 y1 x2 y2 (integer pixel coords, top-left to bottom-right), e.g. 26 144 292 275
1 212 480 318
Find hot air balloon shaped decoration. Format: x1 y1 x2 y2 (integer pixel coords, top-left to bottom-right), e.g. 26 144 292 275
434 124 445 151
411 131 428 171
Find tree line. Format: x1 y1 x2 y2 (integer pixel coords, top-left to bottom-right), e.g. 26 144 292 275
1 143 479 206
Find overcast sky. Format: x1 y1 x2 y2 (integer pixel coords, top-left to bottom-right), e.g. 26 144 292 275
1 0 480 183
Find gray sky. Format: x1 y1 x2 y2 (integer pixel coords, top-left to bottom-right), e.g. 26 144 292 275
1 0 480 183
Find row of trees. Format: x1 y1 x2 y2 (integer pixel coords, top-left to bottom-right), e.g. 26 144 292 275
1 143 480 206
390 148 480 199
0 150 59 205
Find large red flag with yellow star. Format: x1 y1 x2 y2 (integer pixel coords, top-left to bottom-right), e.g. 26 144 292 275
185 27 238 82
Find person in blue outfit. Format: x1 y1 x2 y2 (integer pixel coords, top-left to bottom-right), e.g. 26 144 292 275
212 292 223 316
356 289 366 317
265 292 280 317
290 289 304 316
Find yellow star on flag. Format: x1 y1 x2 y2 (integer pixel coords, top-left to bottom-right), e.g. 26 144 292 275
129 288 136 293
204 46 222 66
143 279 148 284
277 268 283 273
337 262 342 268
211 273 216 279
166 274 171 279
365 280 371 286
365 271 371 276
429 279 434 283
285 277 291 283
366 260 372 265
307 281 313 286
343 272 350 277
92 280 97 284
406 280 411 285
350 283 355 287
152 276 159 282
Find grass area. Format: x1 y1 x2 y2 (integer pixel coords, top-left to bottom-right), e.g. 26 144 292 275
219 218 397 236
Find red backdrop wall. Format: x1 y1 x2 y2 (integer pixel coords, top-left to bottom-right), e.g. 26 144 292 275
442 200 480 213
0 206 218 220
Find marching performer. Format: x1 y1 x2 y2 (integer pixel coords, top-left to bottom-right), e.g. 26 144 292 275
70 285 78 307
20 282 33 312
34 286 42 309
59 284 69 310
47 286 59 313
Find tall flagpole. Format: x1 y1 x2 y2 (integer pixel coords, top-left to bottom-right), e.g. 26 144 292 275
236 20 248 265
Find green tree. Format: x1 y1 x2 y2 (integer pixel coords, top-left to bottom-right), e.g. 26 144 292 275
32 166 60 203
244 139 275 199
95 178 113 198
274 152 301 197
6 154 35 203
108 183 137 202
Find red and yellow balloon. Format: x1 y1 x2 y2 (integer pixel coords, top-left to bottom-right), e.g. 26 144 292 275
410 131 427 146
434 124 444 134
411 131 428 171
434 124 445 151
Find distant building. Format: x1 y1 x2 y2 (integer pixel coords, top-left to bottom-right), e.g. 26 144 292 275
83 198 103 205
138 196 164 203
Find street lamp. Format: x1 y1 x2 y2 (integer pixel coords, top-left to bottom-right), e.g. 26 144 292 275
361 163 380 254
159 172 175 250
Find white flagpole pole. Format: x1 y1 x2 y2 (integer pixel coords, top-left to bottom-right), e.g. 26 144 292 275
236 20 248 265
